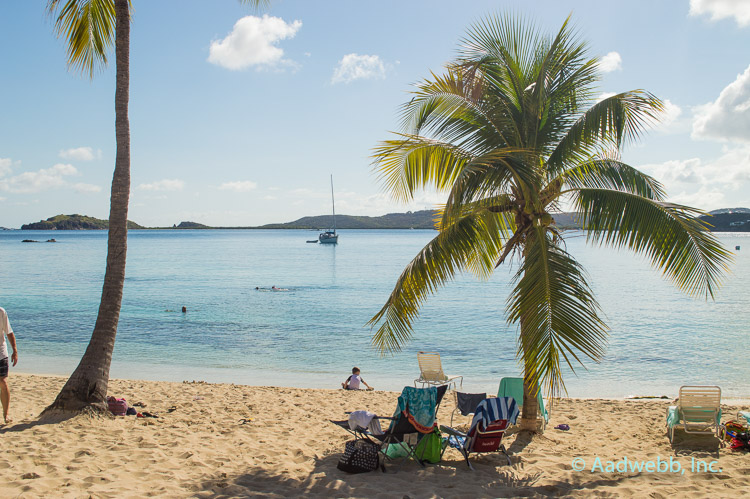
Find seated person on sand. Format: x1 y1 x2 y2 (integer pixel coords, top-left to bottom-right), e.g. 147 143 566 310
341 367 373 391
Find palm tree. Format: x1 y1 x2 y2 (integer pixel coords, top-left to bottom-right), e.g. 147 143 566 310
43 0 268 414
368 14 731 431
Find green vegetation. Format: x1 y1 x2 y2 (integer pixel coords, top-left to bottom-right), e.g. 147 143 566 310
21 214 144 230
259 210 438 229
367 13 731 430
173 221 210 229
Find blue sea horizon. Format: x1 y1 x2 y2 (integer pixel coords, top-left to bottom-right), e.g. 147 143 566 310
3 229 748 398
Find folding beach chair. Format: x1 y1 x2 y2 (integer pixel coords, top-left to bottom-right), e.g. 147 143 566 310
440 397 519 470
331 385 448 472
414 351 463 390
666 385 722 443
738 411 750 426
498 377 548 430
450 391 487 426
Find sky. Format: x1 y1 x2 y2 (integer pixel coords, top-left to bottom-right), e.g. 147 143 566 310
1 0 749 228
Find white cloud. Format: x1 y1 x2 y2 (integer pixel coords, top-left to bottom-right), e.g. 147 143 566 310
0 163 78 194
208 15 302 70
660 99 683 128
0 158 12 177
671 186 727 210
138 179 185 191
689 0 750 27
72 183 102 193
598 52 622 73
219 181 258 192
334 189 444 216
331 54 386 84
692 64 750 142
596 92 617 102
640 145 750 210
59 147 100 161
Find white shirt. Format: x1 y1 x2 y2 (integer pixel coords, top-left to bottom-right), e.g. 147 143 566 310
348 374 362 390
0 307 13 359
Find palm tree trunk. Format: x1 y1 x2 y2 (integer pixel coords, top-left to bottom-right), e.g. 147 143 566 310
44 0 130 414
518 237 540 431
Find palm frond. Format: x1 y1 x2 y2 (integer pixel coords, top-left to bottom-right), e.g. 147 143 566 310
47 0 117 78
507 227 608 397
400 71 511 154
438 193 516 231
546 91 664 174
372 134 473 203
556 158 666 200
368 211 511 355
573 189 732 298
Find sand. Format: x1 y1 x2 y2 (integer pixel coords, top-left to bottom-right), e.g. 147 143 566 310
0 374 748 498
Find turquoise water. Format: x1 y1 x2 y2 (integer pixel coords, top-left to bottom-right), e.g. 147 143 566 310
1 229 748 398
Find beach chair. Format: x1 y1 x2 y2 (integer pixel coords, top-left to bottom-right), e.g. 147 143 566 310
666 385 722 443
497 377 548 430
331 385 448 472
440 397 519 470
450 391 487 426
414 351 463 390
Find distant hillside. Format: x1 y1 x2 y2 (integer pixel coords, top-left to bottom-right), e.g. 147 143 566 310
700 212 750 231
21 214 144 230
258 210 440 229
709 207 750 215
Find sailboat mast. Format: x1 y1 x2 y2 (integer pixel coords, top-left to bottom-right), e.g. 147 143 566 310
330 174 336 234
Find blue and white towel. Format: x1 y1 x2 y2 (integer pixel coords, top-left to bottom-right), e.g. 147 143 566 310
468 397 520 433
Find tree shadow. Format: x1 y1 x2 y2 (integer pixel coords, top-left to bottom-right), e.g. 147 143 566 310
191 449 644 498
0 411 77 434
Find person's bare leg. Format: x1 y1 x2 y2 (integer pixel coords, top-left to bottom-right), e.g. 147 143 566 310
0 378 10 423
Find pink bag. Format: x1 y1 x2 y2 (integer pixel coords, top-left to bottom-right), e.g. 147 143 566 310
107 396 128 416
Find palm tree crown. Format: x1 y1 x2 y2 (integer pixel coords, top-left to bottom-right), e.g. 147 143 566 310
368 14 731 411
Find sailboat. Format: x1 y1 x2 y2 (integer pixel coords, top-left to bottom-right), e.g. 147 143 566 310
319 175 339 244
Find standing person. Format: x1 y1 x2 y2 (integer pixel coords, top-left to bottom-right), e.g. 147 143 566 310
342 367 374 391
0 307 18 424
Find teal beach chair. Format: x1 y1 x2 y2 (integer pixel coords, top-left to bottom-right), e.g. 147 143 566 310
498 377 548 430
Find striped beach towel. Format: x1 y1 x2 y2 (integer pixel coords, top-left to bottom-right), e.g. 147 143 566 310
468 397 519 432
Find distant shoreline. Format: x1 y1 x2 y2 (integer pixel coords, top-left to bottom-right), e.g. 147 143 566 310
13 209 750 231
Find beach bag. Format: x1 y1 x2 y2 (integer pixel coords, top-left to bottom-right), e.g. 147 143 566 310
107 396 128 416
384 442 410 459
415 428 442 464
337 439 380 473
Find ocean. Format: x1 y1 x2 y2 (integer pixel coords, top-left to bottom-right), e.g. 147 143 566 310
1 229 748 398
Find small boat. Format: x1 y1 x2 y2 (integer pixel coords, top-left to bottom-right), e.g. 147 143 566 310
319 175 339 244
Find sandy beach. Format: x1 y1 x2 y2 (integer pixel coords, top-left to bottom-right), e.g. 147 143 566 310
0 374 748 498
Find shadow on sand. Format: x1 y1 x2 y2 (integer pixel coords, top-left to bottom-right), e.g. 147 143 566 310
190 440 645 498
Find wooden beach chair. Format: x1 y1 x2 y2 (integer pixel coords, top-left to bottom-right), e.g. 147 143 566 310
498 377 548 430
666 385 722 443
414 351 463 390
440 397 519 470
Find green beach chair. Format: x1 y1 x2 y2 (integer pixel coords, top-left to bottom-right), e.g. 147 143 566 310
666 385 722 443
497 377 548 430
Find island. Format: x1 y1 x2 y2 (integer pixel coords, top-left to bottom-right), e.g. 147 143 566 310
21 214 144 230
